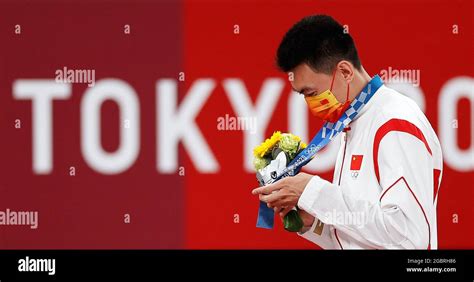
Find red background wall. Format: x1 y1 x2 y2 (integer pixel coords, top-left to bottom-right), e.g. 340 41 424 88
0 0 472 249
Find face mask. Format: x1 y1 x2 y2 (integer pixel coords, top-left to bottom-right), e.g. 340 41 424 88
304 70 351 123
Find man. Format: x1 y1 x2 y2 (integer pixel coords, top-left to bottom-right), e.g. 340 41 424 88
251 15 443 249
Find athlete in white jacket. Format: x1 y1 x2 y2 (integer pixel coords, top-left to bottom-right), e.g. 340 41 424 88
251 15 443 249
296 82 443 249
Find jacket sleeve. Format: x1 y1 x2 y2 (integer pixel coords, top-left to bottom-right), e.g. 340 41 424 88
297 122 435 249
296 216 336 249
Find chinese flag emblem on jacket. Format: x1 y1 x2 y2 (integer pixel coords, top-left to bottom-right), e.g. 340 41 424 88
350 155 363 171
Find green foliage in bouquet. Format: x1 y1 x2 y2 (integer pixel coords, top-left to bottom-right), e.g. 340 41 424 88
253 131 307 232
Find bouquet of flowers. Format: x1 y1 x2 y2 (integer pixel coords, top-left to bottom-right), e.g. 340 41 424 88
253 131 307 232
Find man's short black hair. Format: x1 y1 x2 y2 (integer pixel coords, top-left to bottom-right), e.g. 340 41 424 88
276 15 362 74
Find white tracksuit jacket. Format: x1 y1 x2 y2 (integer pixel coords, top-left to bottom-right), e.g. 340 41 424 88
297 84 443 249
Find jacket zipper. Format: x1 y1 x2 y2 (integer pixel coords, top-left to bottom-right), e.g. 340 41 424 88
338 128 350 186
335 127 350 249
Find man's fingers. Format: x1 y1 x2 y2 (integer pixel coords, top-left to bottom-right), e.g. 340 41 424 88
270 199 286 210
279 206 293 218
252 187 265 195
266 202 282 209
259 190 284 203
251 180 285 195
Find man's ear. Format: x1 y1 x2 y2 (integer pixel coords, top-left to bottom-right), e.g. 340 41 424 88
337 60 354 82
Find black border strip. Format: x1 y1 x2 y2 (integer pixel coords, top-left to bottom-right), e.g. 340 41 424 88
0 250 472 281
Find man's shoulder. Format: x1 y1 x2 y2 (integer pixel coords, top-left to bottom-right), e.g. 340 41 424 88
367 85 429 129
351 84 443 170
366 85 441 153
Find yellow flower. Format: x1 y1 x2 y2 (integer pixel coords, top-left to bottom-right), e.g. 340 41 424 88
292 135 301 142
253 131 281 158
300 142 307 149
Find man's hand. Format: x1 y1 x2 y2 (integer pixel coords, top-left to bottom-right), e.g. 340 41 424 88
297 209 315 227
251 172 313 218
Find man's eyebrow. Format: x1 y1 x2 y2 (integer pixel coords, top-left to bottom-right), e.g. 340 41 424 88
292 86 311 94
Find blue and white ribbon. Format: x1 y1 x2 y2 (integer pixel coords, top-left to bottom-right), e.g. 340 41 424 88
256 75 383 229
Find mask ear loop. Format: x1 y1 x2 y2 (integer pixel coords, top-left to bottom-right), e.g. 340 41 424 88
345 82 350 102
331 68 350 103
329 68 337 91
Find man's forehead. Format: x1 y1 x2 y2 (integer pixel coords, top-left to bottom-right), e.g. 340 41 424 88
290 71 317 93
288 79 301 92
289 65 331 93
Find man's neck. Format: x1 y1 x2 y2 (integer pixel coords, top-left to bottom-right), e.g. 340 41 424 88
349 66 372 101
